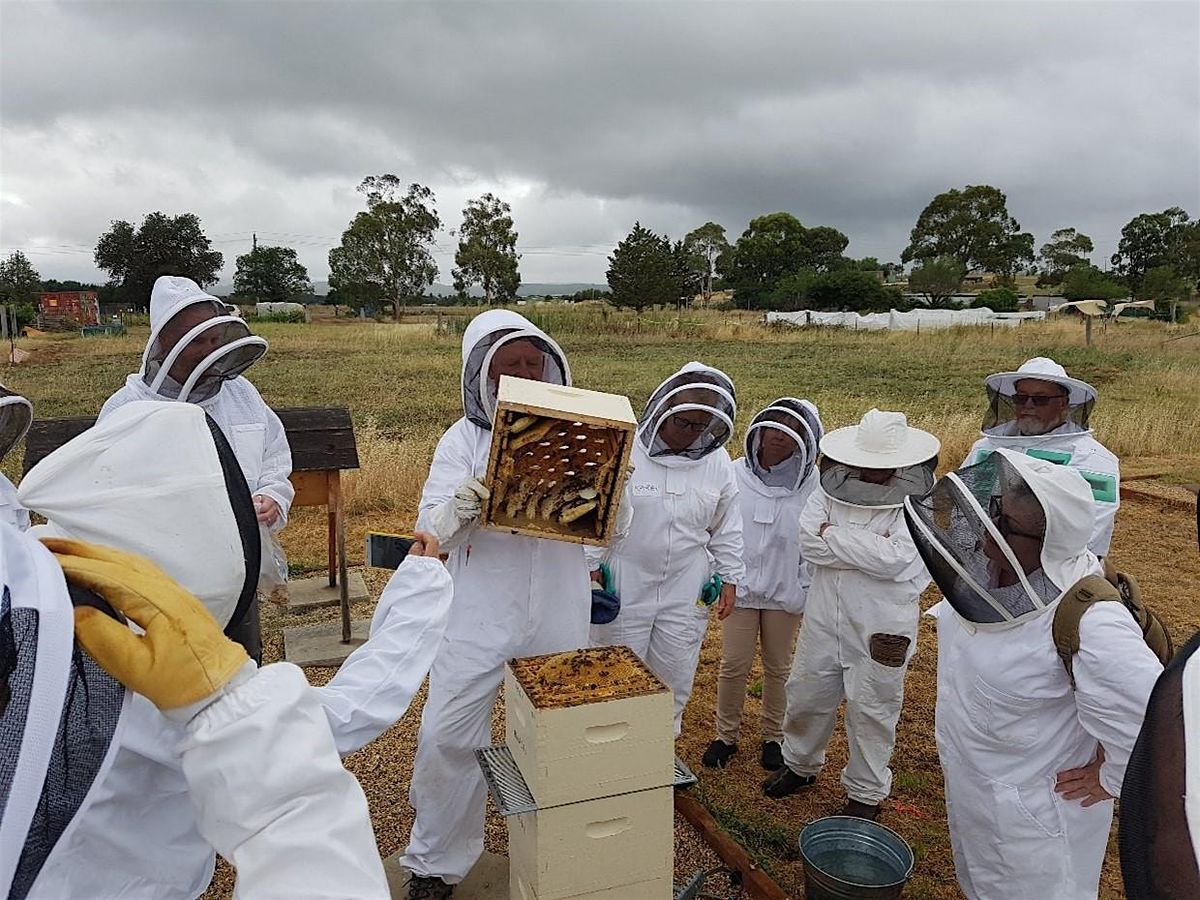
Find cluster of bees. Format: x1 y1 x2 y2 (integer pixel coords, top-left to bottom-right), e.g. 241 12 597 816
512 647 665 708
489 412 624 536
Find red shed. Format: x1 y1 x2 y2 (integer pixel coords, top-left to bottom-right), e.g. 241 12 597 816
37 291 100 327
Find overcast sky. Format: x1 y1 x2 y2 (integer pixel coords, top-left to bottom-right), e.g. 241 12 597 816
2 1 1198 287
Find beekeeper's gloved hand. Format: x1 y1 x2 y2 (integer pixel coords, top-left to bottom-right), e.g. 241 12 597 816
45 538 253 720
428 477 491 543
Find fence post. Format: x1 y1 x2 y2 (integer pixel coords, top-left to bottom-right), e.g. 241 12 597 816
1085 316 1093 346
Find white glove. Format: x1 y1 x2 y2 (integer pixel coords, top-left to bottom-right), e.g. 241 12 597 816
428 478 491 544
613 482 634 539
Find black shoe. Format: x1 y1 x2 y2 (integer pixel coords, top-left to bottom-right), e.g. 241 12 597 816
760 740 784 771
702 739 738 769
842 799 881 821
408 874 455 900
762 766 817 798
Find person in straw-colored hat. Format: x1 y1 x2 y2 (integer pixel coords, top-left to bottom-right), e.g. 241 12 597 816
763 409 939 822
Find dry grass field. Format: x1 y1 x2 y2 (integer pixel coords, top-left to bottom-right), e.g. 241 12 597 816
8 306 1200 899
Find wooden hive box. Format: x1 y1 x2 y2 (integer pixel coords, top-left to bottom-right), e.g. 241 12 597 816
505 647 675 809
508 786 674 900
483 376 636 546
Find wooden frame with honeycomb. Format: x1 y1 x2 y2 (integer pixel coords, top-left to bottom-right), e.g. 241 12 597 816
482 376 637 546
508 646 669 710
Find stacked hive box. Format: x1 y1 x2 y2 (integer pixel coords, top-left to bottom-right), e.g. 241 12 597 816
483 376 636 547
505 647 676 899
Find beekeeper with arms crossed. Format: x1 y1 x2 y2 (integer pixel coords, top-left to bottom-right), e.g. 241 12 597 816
402 309 632 900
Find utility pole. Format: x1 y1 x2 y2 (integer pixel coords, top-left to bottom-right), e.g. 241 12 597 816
252 232 257 252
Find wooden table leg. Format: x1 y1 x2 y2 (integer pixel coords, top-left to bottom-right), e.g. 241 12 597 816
327 472 338 589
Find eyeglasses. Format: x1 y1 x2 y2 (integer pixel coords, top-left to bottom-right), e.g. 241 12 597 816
1011 392 1067 408
668 413 710 433
988 495 1043 540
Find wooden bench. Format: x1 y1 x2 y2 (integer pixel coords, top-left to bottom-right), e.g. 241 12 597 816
23 406 361 637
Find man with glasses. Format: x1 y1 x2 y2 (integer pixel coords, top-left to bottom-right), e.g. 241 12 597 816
964 357 1120 556
904 449 1161 899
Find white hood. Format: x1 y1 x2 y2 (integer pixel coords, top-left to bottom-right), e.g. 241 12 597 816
459 309 571 429
17 401 259 630
905 447 1100 628
140 276 267 403
637 361 737 465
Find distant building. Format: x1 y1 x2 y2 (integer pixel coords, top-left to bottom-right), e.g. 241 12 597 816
37 291 99 327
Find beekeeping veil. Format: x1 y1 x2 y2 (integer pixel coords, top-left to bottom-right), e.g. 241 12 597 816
982 357 1096 438
0 526 125 899
17 401 260 637
744 398 823 491
0 386 32 462
638 362 736 463
904 448 1098 628
460 309 571 429
141 276 267 404
818 409 939 508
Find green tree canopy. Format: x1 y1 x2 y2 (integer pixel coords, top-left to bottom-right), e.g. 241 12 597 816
970 287 1020 312
908 257 966 308
802 270 897 312
606 223 679 313
724 212 849 308
94 212 223 306
328 175 441 320
1061 265 1127 301
452 193 520 304
1110 207 1200 291
0 251 42 305
901 185 1034 276
681 221 729 303
233 245 311 303
1037 228 1094 285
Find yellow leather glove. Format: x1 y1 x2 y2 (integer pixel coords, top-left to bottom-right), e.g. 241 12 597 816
44 538 250 711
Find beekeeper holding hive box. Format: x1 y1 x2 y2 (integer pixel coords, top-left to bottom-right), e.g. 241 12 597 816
402 310 632 900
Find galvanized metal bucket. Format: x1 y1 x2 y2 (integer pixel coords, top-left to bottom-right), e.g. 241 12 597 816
799 816 915 900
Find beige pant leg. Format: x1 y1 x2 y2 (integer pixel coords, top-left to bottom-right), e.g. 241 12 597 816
714 606 761 743
758 609 801 743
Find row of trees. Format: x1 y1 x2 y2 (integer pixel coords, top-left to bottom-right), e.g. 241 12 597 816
605 186 1200 314
6 179 1197 319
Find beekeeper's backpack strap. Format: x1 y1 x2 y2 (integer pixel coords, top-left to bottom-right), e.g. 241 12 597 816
1053 571 1174 689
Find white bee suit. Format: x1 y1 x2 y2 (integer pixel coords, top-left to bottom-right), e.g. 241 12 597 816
589 362 745 734
403 310 599 885
905 450 1162 900
780 410 938 805
14 402 449 898
97 276 294 527
964 357 1119 556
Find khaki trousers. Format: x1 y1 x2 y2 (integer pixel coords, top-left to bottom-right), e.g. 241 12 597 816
715 606 801 744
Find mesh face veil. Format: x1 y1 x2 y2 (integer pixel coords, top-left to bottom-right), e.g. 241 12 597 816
462 329 570 429
0 389 33 462
904 452 1065 627
981 358 1097 438
638 366 736 461
142 300 267 403
744 399 818 490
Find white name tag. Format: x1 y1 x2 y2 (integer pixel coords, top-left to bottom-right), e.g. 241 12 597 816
632 482 661 498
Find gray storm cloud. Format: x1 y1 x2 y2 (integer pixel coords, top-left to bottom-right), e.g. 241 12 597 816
1 1 1196 283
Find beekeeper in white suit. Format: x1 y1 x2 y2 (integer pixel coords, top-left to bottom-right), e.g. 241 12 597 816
1 531 390 900
12 401 454 898
904 449 1161 899
98 275 293 529
764 410 938 821
0 385 33 530
402 309 631 900
964 357 1119 556
589 362 744 735
704 398 823 771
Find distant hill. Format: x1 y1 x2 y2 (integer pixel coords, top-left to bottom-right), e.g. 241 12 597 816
211 281 607 298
